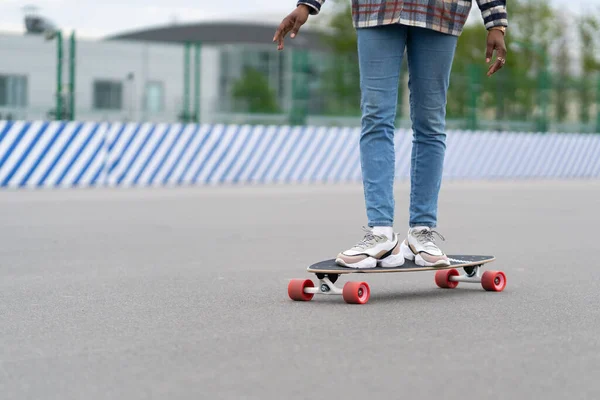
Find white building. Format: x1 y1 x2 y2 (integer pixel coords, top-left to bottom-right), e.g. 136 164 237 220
0 21 330 124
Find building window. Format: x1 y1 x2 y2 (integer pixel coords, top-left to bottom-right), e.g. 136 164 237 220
93 80 122 110
0 74 28 107
144 81 164 113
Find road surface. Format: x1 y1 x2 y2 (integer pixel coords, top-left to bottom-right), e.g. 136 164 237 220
1 180 599 399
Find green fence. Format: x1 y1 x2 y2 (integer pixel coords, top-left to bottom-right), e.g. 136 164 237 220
32 34 599 132
289 50 600 133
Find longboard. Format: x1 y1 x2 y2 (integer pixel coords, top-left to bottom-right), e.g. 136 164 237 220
288 255 506 304
307 255 495 274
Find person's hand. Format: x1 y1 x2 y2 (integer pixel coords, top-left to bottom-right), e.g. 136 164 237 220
485 28 507 77
273 5 311 51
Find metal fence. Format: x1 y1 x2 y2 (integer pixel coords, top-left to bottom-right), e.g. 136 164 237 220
286 51 600 133
2 33 599 133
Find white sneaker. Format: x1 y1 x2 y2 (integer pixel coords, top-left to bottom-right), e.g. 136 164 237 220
336 227 405 269
400 227 450 267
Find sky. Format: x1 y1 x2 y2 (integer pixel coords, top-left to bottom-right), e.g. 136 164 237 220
0 0 593 39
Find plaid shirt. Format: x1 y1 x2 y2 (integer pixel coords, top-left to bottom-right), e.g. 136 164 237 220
297 0 507 36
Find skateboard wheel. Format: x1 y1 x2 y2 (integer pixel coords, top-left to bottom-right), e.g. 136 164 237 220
288 279 315 301
342 281 370 304
434 268 460 289
481 271 506 292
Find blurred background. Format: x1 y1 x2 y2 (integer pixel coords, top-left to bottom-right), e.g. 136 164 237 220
0 0 598 133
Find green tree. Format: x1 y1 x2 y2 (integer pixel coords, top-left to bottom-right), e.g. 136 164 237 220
578 13 600 124
232 67 280 114
316 0 361 116
501 0 556 126
316 0 600 131
554 21 570 123
447 24 487 120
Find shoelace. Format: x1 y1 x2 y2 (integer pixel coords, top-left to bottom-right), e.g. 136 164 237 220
416 229 445 245
353 226 382 250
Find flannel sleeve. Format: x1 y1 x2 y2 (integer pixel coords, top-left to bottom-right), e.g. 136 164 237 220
476 0 508 29
297 0 325 15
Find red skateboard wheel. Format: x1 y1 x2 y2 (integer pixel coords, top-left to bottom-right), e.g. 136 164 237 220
288 279 315 301
481 271 506 292
342 281 370 304
434 268 460 289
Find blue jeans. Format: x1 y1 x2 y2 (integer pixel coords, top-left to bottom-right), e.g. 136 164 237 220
357 24 458 228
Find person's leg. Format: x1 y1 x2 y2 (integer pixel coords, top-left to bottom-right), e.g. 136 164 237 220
335 24 407 269
400 26 458 267
406 26 457 228
358 24 407 229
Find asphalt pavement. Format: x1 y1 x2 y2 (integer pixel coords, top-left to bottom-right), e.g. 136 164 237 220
1 180 599 399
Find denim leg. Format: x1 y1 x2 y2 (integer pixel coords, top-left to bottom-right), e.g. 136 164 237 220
357 24 407 227
406 27 457 228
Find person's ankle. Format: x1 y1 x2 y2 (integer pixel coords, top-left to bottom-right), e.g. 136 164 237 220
372 226 393 239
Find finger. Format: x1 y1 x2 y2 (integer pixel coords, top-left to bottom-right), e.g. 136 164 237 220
273 26 286 43
275 29 288 50
485 41 494 63
487 56 505 76
494 45 507 74
496 45 507 61
273 21 291 48
290 20 303 38
273 24 282 42
487 58 500 76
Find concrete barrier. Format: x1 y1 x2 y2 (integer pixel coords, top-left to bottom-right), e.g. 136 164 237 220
0 120 598 188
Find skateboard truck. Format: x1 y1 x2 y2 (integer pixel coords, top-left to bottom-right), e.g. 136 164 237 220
429 264 506 291
288 273 371 304
308 274 342 295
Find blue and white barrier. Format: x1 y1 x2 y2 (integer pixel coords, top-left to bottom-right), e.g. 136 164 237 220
0 120 599 188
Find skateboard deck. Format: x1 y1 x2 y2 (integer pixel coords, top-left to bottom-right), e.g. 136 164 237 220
307 255 495 274
288 255 506 304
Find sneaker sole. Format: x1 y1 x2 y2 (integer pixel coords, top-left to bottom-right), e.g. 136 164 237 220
335 256 377 269
400 241 416 260
400 240 450 267
377 253 405 268
415 254 451 267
